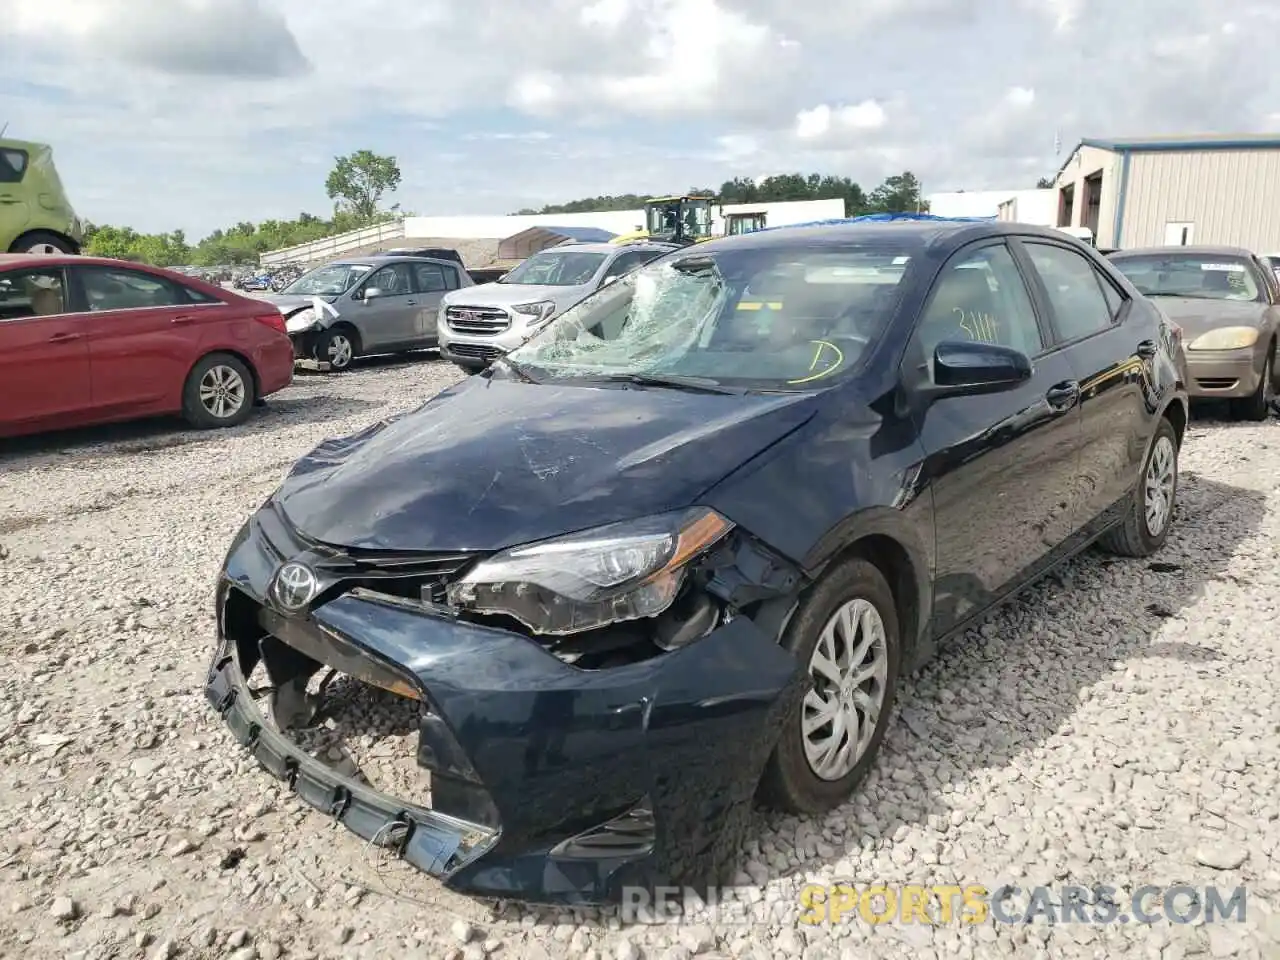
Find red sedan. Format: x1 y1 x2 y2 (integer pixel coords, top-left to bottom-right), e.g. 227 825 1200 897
0 254 294 439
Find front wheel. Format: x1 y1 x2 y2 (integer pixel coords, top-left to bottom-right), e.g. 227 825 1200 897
1099 416 1179 557
9 230 76 255
758 557 901 814
313 328 357 371
182 354 255 429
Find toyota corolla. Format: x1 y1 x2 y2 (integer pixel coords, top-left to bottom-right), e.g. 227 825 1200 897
207 220 1186 904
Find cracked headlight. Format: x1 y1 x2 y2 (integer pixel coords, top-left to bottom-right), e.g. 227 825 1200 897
285 308 319 333
447 507 733 635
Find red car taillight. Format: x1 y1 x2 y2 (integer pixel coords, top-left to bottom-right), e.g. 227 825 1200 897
253 311 287 335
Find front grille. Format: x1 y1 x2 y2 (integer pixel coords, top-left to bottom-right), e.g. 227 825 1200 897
448 343 503 364
446 306 510 334
311 549 477 605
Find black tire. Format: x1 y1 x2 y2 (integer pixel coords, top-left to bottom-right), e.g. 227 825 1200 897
758 557 901 814
182 353 255 429
313 327 359 371
1229 342 1275 422
8 230 76 255
1098 416 1179 557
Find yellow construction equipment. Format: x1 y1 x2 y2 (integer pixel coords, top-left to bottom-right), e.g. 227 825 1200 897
611 195 717 246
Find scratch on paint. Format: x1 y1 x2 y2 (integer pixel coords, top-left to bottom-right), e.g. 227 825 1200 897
469 470 501 515
516 426 561 481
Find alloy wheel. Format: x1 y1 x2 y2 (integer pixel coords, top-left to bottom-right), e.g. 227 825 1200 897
1144 434 1177 536
326 335 353 369
802 597 889 781
25 242 61 255
198 364 247 420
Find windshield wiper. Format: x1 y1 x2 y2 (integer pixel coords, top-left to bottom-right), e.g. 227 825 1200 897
603 372 744 394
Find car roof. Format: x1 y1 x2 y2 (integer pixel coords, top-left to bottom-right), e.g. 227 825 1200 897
526 242 627 255
0 253 166 270
1109 244 1257 259
693 220 1081 256
331 254 460 266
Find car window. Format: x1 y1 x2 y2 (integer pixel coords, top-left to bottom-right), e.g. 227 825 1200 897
0 268 68 320
602 252 655 283
78 267 184 311
1023 242 1117 341
0 149 27 184
1110 254 1261 302
183 285 222 304
1098 273 1124 318
914 243 1043 359
361 263 414 297
411 262 449 294
444 266 461 290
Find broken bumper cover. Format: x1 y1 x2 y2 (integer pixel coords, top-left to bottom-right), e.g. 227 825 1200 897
205 516 804 904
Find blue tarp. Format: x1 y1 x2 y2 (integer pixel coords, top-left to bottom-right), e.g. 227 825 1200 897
756 212 997 232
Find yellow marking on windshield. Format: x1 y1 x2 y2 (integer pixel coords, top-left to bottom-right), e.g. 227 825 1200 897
788 340 845 384
737 300 784 311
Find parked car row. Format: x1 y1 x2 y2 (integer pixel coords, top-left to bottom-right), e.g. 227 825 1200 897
205 218 1190 903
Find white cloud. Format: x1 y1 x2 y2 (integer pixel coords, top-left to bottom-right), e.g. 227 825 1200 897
0 0 1273 235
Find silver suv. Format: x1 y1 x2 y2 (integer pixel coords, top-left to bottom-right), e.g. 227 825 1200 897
438 241 676 371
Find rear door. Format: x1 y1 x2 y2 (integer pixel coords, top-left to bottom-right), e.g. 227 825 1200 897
67 264 210 411
408 261 453 345
0 264 90 428
352 262 417 349
906 240 1084 636
1014 238 1154 536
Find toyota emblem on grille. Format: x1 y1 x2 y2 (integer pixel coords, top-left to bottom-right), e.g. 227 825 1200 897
272 562 318 612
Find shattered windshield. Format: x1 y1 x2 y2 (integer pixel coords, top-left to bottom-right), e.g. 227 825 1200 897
506 244 914 390
1111 255 1262 301
281 263 372 297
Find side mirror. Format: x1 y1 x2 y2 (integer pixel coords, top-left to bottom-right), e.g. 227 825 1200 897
930 340 1032 395
362 287 384 302
602 275 618 285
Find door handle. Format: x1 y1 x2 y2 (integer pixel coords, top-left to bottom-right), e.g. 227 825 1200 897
1045 380 1080 410
48 331 81 343
1136 339 1157 359
171 315 195 325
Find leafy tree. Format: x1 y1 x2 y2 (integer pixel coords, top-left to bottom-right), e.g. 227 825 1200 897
867 172 926 214
1036 176 1055 189
325 150 402 223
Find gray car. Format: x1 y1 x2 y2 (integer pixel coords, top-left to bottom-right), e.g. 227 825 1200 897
266 255 474 371
1110 244 1280 420
437 241 676 372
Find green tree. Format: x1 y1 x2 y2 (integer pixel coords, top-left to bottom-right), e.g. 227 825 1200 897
1036 176 1054 189
325 150 402 224
867 172 926 214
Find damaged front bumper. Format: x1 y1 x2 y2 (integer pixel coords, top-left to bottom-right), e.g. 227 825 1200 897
205 509 805 904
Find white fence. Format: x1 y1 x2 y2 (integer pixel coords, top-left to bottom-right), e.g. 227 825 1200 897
258 219 407 267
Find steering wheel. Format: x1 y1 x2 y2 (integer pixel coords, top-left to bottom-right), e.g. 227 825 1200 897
787 337 865 384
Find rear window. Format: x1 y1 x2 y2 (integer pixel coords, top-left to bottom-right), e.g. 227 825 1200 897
1111 254 1261 301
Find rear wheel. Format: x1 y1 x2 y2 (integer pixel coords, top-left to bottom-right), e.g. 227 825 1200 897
1229 342 1275 421
758 557 900 814
9 230 76 255
182 354 254 429
313 327 358 371
1099 417 1179 557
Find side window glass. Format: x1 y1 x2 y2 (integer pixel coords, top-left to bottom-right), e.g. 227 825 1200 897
1098 274 1124 318
915 244 1043 361
602 252 645 283
183 285 222 304
363 263 413 297
0 149 27 184
1024 242 1115 341
79 268 183 311
412 263 448 293
0 268 67 320
445 266 461 290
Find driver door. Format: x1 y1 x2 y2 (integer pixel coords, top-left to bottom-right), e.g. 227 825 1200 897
352 262 417 349
905 240 1084 637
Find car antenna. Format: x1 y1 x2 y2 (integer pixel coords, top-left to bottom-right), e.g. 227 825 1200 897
0 122 8 138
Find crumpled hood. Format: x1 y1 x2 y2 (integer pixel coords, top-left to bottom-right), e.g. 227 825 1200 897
1151 297 1269 341
263 295 318 316
443 281 587 310
273 377 819 552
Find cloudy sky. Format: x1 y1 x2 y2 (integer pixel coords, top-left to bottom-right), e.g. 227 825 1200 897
1 0 1276 238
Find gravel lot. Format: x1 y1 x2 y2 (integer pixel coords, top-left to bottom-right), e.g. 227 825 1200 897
2 358 1279 960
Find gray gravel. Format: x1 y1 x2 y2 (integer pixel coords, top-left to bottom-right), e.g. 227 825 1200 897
2 363 1279 959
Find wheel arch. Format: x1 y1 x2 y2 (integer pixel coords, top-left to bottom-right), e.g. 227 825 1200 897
1161 394 1188 447
801 510 932 669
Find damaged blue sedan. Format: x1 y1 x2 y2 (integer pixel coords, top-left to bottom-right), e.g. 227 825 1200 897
207 220 1187 904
